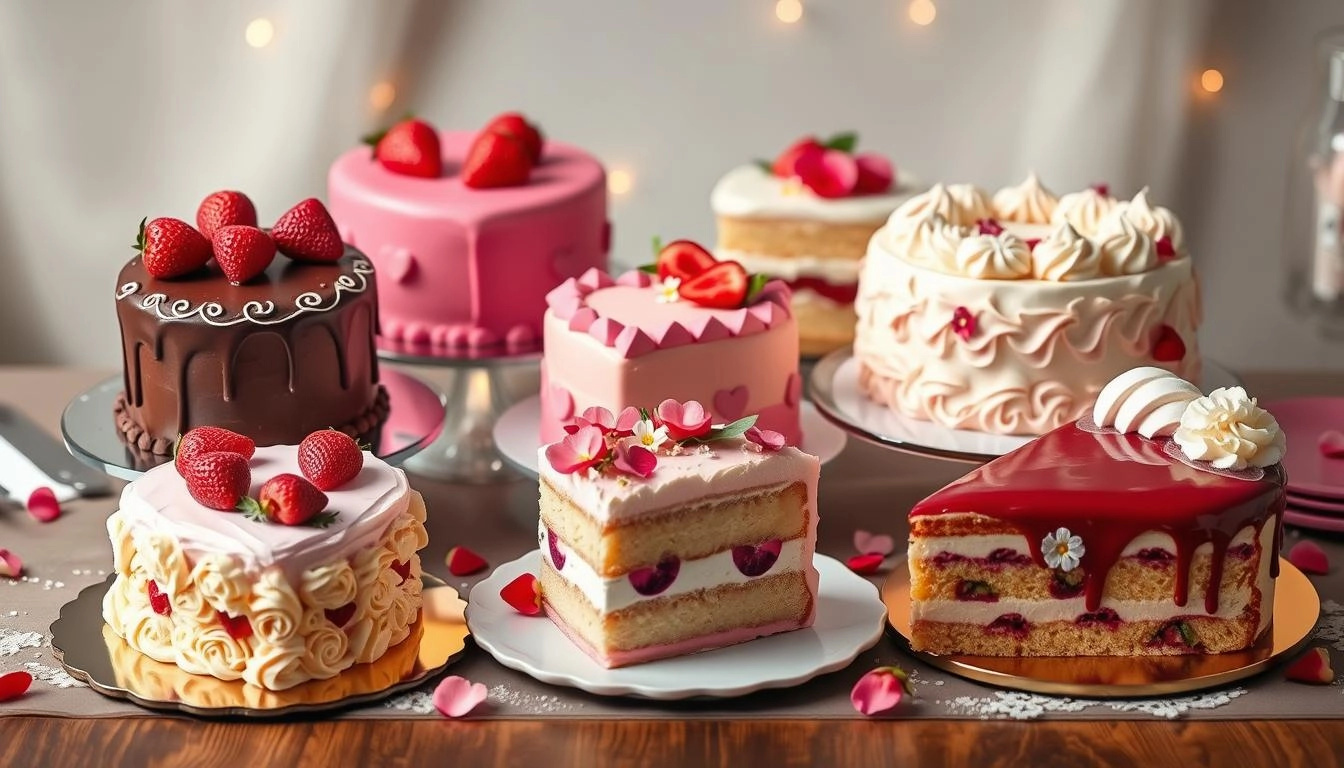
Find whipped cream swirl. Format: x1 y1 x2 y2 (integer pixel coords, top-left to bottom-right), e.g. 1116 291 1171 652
953 233 1032 280
890 213 965 272
992 172 1058 224
1031 222 1102 281
1173 387 1286 470
1092 367 1202 438
1122 187 1185 251
1051 188 1117 236
891 183 959 223
946 183 993 225
1095 212 1156 276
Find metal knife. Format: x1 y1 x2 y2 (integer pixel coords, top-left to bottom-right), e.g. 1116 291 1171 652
0 404 112 501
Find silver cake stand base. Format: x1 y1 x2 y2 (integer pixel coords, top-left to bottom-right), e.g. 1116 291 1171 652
377 340 541 485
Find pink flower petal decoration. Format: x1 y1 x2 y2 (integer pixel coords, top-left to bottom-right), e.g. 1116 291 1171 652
850 667 912 716
433 675 488 718
26 487 60 523
0 549 22 578
1319 430 1344 459
853 530 895 557
1288 540 1329 575
544 426 609 474
614 406 643 435
0 670 33 703
745 426 786 452
854 152 894 194
614 442 657 478
655 399 713 441
796 148 859 199
575 406 616 433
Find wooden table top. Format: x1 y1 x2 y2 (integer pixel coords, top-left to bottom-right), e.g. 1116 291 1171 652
2 366 1342 768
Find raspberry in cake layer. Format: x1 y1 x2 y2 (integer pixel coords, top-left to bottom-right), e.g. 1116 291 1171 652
327 130 609 354
907 369 1286 657
539 268 802 445
855 176 1201 436
114 248 386 455
537 411 819 667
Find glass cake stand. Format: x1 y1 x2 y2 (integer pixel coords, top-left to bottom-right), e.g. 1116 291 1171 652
61 369 446 482
809 347 1245 464
377 339 541 484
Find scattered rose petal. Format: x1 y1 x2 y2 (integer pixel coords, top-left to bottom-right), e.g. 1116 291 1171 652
655 399 713 441
574 406 616 433
1319 430 1344 459
850 666 912 716
26 487 60 523
1288 540 1329 575
433 675 488 717
1284 646 1334 685
614 406 643 435
745 426 785 451
445 546 488 576
614 441 657 478
544 425 609 474
853 530 895 557
847 553 885 574
0 549 22 578
0 671 33 702
500 573 542 616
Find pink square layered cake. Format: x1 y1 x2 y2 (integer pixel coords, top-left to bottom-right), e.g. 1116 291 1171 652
537 406 820 667
908 367 1286 657
327 114 609 354
539 243 802 445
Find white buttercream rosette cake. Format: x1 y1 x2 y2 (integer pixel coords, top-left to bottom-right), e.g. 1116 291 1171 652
854 174 1202 435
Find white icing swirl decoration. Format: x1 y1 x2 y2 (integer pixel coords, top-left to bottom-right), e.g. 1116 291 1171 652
953 233 1032 280
1173 387 1286 471
992 172 1058 224
889 213 965 272
1123 187 1185 251
945 184 993 225
1092 366 1202 438
1051 188 1117 236
1095 212 1156 276
1031 222 1101 281
891 183 959 223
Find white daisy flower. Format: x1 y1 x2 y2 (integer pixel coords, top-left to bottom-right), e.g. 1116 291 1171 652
632 418 668 451
655 276 681 303
1041 527 1085 572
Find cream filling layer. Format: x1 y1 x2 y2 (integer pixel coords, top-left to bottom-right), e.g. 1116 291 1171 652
909 527 1257 563
716 249 862 284
912 590 1253 624
542 521 808 614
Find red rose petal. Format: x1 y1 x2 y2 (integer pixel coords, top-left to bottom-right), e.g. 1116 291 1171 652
25 487 60 523
796 148 859 199
446 546 489 577
1319 430 1344 459
1287 540 1329 575
0 670 33 703
500 573 542 615
0 549 22 578
847 553 885 575
1284 646 1334 685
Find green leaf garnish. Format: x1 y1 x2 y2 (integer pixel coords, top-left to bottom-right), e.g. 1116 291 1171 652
688 415 759 443
744 273 770 305
638 263 659 274
754 158 774 173
822 131 858 153
307 510 340 529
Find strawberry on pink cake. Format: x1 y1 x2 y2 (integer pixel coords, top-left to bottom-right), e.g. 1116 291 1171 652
539 240 802 445
327 113 609 354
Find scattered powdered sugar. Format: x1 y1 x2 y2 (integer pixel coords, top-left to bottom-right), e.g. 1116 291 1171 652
0 629 44 657
383 690 435 714
939 688 1246 720
488 684 581 713
1315 600 1344 651
23 662 86 688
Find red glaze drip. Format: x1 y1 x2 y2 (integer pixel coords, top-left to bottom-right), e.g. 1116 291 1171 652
911 423 1286 614
782 276 858 304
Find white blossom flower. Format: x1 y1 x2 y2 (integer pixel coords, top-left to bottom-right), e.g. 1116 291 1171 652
655 277 681 303
632 418 669 451
1173 387 1285 471
1041 527 1085 572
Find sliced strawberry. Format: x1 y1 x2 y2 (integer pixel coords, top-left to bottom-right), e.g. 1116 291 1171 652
196 190 258 239
772 136 822 178
136 217 212 279
656 240 717 282
212 225 276 284
847 553 885 575
175 426 256 474
297 429 364 491
180 451 252 511
365 118 442 178
500 573 542 615
677 261 749 309
485 112 544 164
1284 646 1334 684
462 131 532 189
272 198 345 262
446 546 488 576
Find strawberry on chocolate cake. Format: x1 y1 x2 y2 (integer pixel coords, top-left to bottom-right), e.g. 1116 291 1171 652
907 367 1286 657
114 193 386 455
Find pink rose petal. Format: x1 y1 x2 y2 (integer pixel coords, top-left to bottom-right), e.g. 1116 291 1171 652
1319 430 1344 459
432 675 487 718
796 148 859 199
1288 540 1329 575
0 549 22 578
745 426 786 452
853 530 896 557
614 407 643 435
575 406 616 433
544 426 609 474
614 442 657 478
655 399 713 441
26 487 60 523
850 667 911 716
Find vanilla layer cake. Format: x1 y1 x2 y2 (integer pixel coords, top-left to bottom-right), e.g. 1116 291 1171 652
855 177 1201 435
712 165 920 356
907 379 1286 656
538 438 820 667
103 446 429 690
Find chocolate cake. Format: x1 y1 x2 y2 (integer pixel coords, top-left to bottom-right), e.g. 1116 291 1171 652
114 247 387 455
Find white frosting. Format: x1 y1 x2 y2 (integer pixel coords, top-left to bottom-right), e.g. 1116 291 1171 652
1051 188 1118 236
885 213 967 273
716 248 862 284
945 184 993 224
1123 187 1185 251
1095 210 1156 276
953 233 1032 280
710 164 920 223
543 522 809 613
892 184 969 226
909 529 1248 562
1031 222 1102 282
1092 366 1203 438
991 172 1058 224
1173 387 1286 470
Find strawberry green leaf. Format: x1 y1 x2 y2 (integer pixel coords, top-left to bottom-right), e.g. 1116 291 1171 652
237 497 269 523
651 235 663 257
744 273 771 304
823 132 858 153
638 263 659 274
361 128 388 151
307 510 341 529
754 159 773 173
133 217 147 253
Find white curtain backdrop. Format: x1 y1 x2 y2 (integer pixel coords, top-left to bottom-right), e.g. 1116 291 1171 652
0 0 1339 368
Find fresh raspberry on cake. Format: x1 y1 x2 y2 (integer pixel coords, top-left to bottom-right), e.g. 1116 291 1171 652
462 131 532 189
180 451 252 511
196 190 258 238
271 198 345 262
212 225 277 284
253 473 331 526
297 429 364 491
135 217 212 279
365 118 442 178
175 426 256 473
484 112 544 164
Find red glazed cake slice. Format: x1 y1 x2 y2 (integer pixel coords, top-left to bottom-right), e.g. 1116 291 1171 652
908 367 1287 656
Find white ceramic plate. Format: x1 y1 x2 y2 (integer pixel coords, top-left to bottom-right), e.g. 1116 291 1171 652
467 553 887 700
493 398 847 478
809 349 1243 464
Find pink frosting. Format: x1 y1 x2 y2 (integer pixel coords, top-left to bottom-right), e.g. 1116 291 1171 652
115 445 411 578
328 131 609 352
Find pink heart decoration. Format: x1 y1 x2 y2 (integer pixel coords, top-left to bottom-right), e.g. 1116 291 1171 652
714 386 750 421
853 530 895 557
433 675 488 718
546 384 574 422
1288 540 1329 575
1319 430 1344 459
850 667 910 716
784 372 802 408
378 246 417 284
